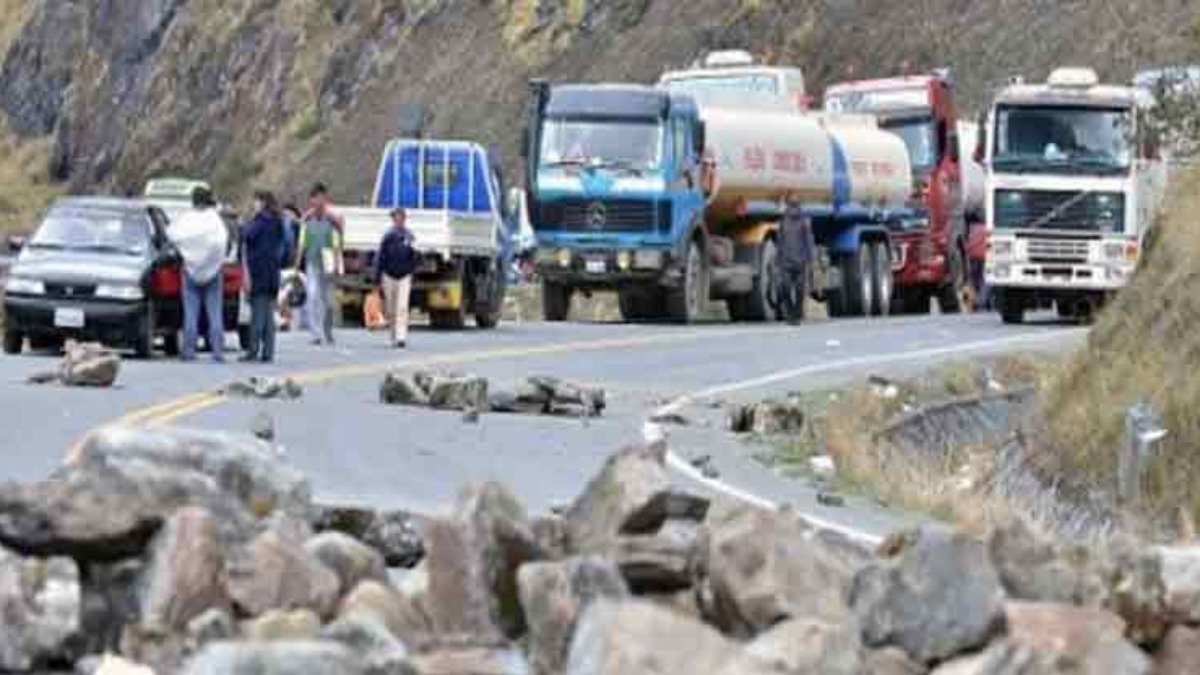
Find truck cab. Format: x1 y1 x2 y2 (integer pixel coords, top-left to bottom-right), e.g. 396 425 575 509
825 73 982 314
524 83 707 321
982 68 1167 323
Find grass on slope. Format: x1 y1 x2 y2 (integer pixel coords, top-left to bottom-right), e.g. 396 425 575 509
1040 166 1200 528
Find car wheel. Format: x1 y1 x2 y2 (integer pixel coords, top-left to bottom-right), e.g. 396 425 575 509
134 304 155 359
3 330 22 355
163 331 181 357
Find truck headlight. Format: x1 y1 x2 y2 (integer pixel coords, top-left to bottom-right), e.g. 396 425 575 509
617 251 632 271
990 263 1012 280
95 284 144 301
557 249 571 267
5 277 44 295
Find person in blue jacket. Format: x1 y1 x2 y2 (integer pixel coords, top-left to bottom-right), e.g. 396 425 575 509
241 190 286 362
374 208 418 349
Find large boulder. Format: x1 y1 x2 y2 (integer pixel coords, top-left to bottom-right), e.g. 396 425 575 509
304 532 388 597
423 483 542 642
0 465 163 560
563 443 674 551
931 641 1074 675
565 599 736 675
1156 625 1200 675
727 397 805 435
987 519 1099 605
1004 601 1151 675
417 372 490 412
226 531 340 620
850 526 1006 664
68 426 313 531
412 647 532 675
337 580 431 646
322 614 416 675
0 546 80 671
1158 546 1200 624
518 557 629 675
705 505 856 637
312 504 425 569
243 608 322 640
59 342 121 387
380 372 430 407
601 529 698 594
138 507 230 632
718 618 866 675
181 641 367 675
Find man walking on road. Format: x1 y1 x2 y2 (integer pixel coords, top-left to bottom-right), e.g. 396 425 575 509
776 193 816 325
171 186 229 362
296 184 344 346
375 208 418 349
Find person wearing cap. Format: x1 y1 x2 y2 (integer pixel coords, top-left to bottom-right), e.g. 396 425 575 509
374 207 418 349
170 186 230 361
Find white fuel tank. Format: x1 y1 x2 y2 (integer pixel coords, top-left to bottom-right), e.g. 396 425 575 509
957 120 987 215
701 104 912 223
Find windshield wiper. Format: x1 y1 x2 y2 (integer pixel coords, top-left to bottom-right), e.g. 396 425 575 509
543 159 587 169
1064 156 1130 174
27 242 65 251
594 159 646 176
992 156 1043 173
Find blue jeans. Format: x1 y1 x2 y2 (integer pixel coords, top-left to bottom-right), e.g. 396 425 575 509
248 293 277 362
183 273 225 362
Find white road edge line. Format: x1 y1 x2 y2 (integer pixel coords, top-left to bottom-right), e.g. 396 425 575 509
644 327 1087 547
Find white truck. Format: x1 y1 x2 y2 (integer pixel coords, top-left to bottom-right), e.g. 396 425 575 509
981 68 1168 323
336 139 508 329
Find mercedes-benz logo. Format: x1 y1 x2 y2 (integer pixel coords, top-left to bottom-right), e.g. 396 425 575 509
587 202 607 230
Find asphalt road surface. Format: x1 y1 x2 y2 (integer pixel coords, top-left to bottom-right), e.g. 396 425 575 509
0 311 1086 542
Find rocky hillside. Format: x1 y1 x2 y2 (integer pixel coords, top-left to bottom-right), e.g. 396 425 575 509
0 0 1197 220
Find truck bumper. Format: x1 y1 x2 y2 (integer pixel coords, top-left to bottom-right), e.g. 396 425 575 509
535 247 676 289
337 273 466 311
987 262 1130 292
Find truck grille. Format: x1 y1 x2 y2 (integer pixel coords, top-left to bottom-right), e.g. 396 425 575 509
536 199 665 233
994 190 1124 233
1020 236 1093 264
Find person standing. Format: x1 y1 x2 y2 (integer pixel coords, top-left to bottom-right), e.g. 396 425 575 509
374 208 418 349
171 187 230 362
775 194 816 325
295 184 343 346
241 191 286 363
278 203 305 332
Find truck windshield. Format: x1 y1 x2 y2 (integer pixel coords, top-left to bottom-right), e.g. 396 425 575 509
881 118 937 174
993 105 1132 175
540 119 664 172
30 208 150 255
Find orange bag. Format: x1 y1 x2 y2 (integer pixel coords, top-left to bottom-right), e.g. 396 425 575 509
364 290 387 331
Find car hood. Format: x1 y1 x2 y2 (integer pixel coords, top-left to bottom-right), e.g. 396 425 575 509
13 250 147 285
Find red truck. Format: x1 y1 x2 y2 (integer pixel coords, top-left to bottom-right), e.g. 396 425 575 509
825 71 987 313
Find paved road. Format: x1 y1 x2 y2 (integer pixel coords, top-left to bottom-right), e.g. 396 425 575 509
0 312 1086 541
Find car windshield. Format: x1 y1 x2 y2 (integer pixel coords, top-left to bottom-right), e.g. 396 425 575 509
540 118 664 171
882 118 938 173
993 105 1132 175
30 207 150 255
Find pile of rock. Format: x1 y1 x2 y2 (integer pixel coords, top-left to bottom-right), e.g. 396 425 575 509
726 394 805 435
25 341 121 387
381 371 606 419
3 426 1200 673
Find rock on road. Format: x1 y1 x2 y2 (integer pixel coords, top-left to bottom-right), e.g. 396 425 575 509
0 313 1084 541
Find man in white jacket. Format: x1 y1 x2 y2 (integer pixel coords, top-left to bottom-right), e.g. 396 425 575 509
171 187 230 362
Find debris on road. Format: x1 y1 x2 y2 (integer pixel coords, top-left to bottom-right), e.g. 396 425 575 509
868 374 901 399
649 410 689 426
4 425 1199 672
222 376 303 400
25 342 120 388
727 395 806 435
251 412 275 442
817 491 846 507
382 370 606 419
689 454 720 479
810 454 836 477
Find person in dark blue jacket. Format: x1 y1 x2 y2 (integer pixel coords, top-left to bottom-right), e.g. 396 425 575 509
374 208 418 348
241 190 286 362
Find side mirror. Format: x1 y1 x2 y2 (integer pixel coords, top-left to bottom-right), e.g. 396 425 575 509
7 235 26 254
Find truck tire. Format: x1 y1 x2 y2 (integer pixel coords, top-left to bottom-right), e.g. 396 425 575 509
841 243 874 317
895 287 931 315
667 240 708 324
998 292 1024 325
728 239 779 323
937 246 968 314
475 268 506 330
542 281 572 322
431 306 467 330
870 241 893 317
3 330 22 355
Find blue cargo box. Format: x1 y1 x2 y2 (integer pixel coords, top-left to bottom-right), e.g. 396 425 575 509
374 141 495 214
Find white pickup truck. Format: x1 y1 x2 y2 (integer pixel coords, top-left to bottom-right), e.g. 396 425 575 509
336 139 508 329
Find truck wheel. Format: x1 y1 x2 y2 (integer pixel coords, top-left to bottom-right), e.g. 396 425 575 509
937 247 968 314
841 243 873 317
870 241 893 317
475 269 506 330
728 238 779 323
542 281 572 322
895 287 930 315
998 293 1024 325
667 240 708 324
134 304 155 359
3 330 23 355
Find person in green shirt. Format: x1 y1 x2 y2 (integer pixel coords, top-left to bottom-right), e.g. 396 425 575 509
295 183 344 346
